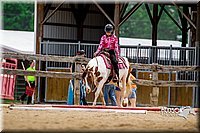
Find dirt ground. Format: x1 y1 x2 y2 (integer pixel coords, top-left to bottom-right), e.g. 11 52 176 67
1 105 199 132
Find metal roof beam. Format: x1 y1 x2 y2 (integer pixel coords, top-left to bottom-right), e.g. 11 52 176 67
93 0 115 26
41 1 64 25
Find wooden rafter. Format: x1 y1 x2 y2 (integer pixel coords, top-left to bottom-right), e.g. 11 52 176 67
43 3 52 19
120 2 129 19
145 4 153 24
119 2 143 27
41 1 64 25
173 2 196 29
157 4 165 23
162 6 182 30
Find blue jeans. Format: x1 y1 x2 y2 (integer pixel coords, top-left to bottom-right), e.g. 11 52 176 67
103 84 117 106
128 88 137 99
67 80 88 105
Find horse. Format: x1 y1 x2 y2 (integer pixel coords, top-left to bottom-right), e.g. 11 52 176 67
82 52 132 107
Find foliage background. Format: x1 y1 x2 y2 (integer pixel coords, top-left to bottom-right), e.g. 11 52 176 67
2 2 181 40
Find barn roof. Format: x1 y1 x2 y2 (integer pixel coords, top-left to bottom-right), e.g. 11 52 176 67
0 30 35 54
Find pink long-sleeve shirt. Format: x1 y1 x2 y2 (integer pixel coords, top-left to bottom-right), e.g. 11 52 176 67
95 34 120 57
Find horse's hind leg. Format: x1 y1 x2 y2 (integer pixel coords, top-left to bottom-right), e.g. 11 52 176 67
115 89 121 107
121 76 128 107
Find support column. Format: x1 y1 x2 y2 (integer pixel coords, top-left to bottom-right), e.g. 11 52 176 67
196 2 200 46
152 4 158 64
152 4 158 46
74 56 81 105
195 2 200 109
180 6 189 65
114 2 120 37
150 64 159 106
182 6 189 47
36 3 44 103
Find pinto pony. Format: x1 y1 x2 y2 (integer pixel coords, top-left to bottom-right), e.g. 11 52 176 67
82 54 132 107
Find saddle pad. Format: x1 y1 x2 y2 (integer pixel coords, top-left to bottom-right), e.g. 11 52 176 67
99 54 127 69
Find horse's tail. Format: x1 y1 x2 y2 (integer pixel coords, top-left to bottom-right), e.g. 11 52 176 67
126 61 132 83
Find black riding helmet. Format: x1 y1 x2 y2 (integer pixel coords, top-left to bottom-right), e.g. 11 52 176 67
104 24 113 33
76 50 85 55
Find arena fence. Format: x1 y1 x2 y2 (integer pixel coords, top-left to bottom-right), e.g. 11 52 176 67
1 52 199 107
39 41 199 107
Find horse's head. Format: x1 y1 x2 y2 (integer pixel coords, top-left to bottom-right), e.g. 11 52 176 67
82 66 96 94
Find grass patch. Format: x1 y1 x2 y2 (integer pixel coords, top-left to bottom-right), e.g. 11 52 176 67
1 99 21 104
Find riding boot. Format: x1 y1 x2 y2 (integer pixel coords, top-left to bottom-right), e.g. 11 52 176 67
108 50 119 84
113 65 119 86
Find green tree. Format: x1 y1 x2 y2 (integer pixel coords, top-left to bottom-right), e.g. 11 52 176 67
120 4 181 40
3 2 34 31
120 4 152 39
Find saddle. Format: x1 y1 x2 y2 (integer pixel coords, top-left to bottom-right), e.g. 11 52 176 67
98 51 128 84
98 51 127 69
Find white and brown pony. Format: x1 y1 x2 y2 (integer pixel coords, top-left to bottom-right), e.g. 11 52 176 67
82 53 131 107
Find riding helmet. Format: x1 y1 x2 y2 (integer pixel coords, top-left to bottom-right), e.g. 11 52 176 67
77 50 85 55
104 24 113 33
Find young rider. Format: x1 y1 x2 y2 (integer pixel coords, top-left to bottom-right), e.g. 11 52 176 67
94 24 120 82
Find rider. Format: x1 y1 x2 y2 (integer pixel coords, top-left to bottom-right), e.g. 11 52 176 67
94 24 120 82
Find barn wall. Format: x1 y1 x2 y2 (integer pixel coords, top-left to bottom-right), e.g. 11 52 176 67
43 4 77 41
136 71 193 106
43 4 108 43
42 70 193 105
83 4 107 41
46 69 70 101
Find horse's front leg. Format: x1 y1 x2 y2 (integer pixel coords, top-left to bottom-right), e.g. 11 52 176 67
93 81 105 106
100 90 106 106
93 88 101 106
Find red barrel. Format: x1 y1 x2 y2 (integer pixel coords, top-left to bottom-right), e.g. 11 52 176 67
0 58 17 100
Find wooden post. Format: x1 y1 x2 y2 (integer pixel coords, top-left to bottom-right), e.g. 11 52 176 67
150 63 159 106
152 4 158 46
74 55 81 105
179 6 188 65
114 2 120 37
196 2 200 109
36 3 44 103
196 2 200 46
152 4 158 63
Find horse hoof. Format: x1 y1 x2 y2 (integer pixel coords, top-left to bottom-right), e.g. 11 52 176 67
122 98 128 107
122 102 127 107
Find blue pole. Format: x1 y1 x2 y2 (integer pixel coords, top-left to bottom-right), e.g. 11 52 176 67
67 80 74 105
